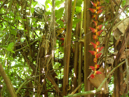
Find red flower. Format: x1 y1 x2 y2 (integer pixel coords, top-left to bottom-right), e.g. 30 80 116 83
89 8 96 13
89 51 97 55
89 27 97 33
90 1 97 7
96 6 103 10
89 65 99 71
60 38 64 41
90 42 97 49
95 64 99 69
93 58 97 63
95 53 102 58
96 25 103 30
61 43 64 46
90 74 95 79
93 20 98 26
96 30 103 36
96 1 100 6
97 47 104 52
96 41 100 45
95 71 102 74
97 9 103 14
89 66 95 71
92 14 98 20
93 35 98 40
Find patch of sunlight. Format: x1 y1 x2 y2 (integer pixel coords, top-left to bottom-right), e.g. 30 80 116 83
92 90 96 94
11 61 15 66
119 12 126 20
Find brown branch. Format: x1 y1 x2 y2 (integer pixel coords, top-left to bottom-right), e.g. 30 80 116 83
116 26 129 61
0 63 17 97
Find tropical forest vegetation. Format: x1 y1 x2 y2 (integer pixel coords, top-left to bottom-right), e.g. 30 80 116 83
0 0 129 97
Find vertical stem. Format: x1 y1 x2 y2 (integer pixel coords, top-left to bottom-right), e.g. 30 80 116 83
63 0 72 95
0 63 17 97
78 8 83 92
84 0 91 97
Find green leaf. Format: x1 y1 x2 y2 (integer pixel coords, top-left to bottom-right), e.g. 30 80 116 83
73 18 81 25
55 1 63 8
6 42 15 53
56 20 64 27
76 0 83 6
10 11 14 16
11 65 28 68
32 1 38 7
45 11 51 15
105 0 109 3
45 0 51 5
122 0 126 7
76 6 82 13
31 8 34 14
10 29 17 36
55 8 64 19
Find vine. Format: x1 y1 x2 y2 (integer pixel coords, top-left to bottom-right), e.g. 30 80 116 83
89 1 104 79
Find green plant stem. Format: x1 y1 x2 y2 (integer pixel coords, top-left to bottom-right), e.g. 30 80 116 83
64 60 125 97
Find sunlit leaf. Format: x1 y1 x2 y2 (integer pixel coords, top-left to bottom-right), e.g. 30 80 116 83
55 8 64 19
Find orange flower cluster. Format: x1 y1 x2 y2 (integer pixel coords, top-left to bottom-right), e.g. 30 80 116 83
89 1 104 79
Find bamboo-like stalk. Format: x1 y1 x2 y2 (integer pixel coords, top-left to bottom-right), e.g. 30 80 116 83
84 0 91 97
78 9 83 92
63 0 72 95
72 13 80 91
63 0 76 95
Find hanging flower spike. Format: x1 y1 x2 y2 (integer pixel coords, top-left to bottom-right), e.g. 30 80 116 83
95 71 102 74
89 8 96 13
96 30 103 36
89 1 104 79
96 25 103 30
89 66 95 71
93 20 98 26
93 35 98 40
90 1 97 7
97 9 103 14
90 74 95 79
89 50 97 55
96 53 102 58
89 27 97 33
97 47 104 52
